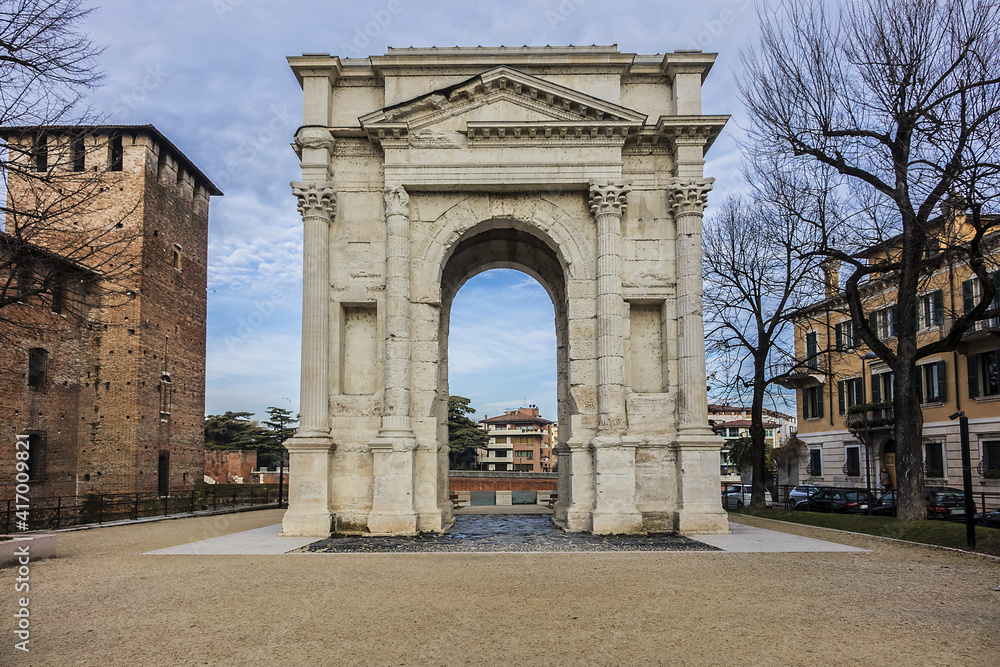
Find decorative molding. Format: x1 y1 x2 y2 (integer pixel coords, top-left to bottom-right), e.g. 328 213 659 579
294 126 336 152
589 181 631 217
339 442 371 454
466 121 634 148
668 178 714 216
291 181 337 220
383 185 410 218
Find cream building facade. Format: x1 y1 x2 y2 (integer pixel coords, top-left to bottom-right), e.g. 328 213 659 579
281 46 729 537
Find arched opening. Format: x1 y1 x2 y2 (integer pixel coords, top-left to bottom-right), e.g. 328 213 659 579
437 220 571 520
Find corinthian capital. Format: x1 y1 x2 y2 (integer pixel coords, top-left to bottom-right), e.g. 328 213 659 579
294 126 336 153
668 177 714 216
383 185 410 218
589 181 630 217
291 181 337 220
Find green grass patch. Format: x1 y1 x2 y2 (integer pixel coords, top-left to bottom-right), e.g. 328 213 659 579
734 508 1000 557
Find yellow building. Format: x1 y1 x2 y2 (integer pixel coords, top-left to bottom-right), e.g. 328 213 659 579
783 213 1000 493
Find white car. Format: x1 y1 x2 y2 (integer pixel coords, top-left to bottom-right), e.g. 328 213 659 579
722 484 773 509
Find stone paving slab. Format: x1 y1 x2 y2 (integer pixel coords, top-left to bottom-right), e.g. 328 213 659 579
143 524 315 555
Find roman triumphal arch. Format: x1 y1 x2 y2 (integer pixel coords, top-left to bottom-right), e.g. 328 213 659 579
281 46 730 537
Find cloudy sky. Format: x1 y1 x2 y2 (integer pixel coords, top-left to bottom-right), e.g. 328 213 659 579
74 0 764 422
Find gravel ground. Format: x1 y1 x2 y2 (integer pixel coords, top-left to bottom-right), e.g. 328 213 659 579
3 508 999 666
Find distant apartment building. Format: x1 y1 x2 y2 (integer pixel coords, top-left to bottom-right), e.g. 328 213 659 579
781 209 1000 493
477 406 554 472
708 403 797 482
0 125 221 498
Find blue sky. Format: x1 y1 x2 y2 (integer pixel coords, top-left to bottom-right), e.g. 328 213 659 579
73 0 764 423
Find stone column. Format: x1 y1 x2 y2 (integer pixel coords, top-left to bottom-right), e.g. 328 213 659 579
668 177 729 535
588 181 642 534
282 181 336 537
368 185 418 535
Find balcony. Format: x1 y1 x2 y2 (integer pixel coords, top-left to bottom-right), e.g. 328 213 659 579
845 403 895 433
487 428 545 437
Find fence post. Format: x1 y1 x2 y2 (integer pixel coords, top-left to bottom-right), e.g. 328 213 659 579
163 493 169 517
98 494 104 524
5 498 10 534
190 489 195 515
55 496 62 530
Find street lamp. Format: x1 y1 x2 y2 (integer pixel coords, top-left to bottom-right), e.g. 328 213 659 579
860 351 878 514
949 410 976 550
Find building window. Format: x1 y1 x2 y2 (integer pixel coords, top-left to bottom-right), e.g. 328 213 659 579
25 431 46 482
27 348 48 390
514 450 533 460
108 134 123 171
837 377 864 414
835 320 856 351
34 134 48 172
982 440 1000 479
871 371 894 403
805 331 819 369
962 272 1000 330
917 290 944 329
803 386 824 420
871 305 898 339
514 464 533 472
172 244 182 272
919 361 947 403
968 349 1000 398
844 445 861 477
808 448 823 477
925 442 945 478
72 136 86 172
159 372 172 422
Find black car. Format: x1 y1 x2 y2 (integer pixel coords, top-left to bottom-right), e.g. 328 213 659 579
871 488 977 519
974 509 1000 528
925 486 976 520
793 487 877 513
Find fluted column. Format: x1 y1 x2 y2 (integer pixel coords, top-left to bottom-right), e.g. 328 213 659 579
382 185 412 430
588 181 642 535
589 181 629 435
368 185 418 535
668 176 729 535
291 181 335 438
281 181 335 537
668 177 714 434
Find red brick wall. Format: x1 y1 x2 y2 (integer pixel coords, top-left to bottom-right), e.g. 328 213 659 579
204 450 257 483
448 475 558 492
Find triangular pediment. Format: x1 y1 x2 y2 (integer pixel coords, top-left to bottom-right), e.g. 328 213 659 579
360 67 647 147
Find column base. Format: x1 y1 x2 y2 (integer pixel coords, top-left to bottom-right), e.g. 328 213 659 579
676 509 730 535
279 511 332 537
591 510 645 535
367 510 419 536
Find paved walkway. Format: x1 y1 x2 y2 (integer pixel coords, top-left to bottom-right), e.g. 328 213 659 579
144 511 867 555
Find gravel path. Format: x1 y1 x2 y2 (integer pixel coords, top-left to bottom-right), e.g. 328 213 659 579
3 509 998 666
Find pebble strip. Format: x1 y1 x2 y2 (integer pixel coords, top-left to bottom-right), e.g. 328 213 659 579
296 514 719 553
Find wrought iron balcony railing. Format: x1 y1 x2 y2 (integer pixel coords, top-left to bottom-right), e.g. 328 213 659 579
845 404 895 432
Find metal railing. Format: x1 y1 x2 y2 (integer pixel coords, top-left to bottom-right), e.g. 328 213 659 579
1 484 285 533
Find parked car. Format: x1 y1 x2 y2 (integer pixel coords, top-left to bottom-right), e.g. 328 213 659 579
871 490 897 516
786 484 830 508
974 509 1000 528
792 487 876 514
871 488 977 519
722 484 773 509
925 487 976 520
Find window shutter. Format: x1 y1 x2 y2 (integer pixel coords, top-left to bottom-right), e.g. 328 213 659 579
968 353 980 398
838 380 846 414
933 290 943 326
992 272 1000 309
963 279 975 314
871 374 881 403
835 323 843 350
816 388 824 419
936 360 947 402
891 306 899 336
869 311 879 337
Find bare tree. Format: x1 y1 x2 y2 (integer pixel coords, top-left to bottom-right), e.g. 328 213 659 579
741 0 1000 519
704 161 827 509
0 1 141 341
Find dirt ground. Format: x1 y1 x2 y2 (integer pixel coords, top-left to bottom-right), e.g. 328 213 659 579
2 509 998 666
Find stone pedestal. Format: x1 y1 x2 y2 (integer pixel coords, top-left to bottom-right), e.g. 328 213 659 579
591 436 644 534
280 439 333 536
